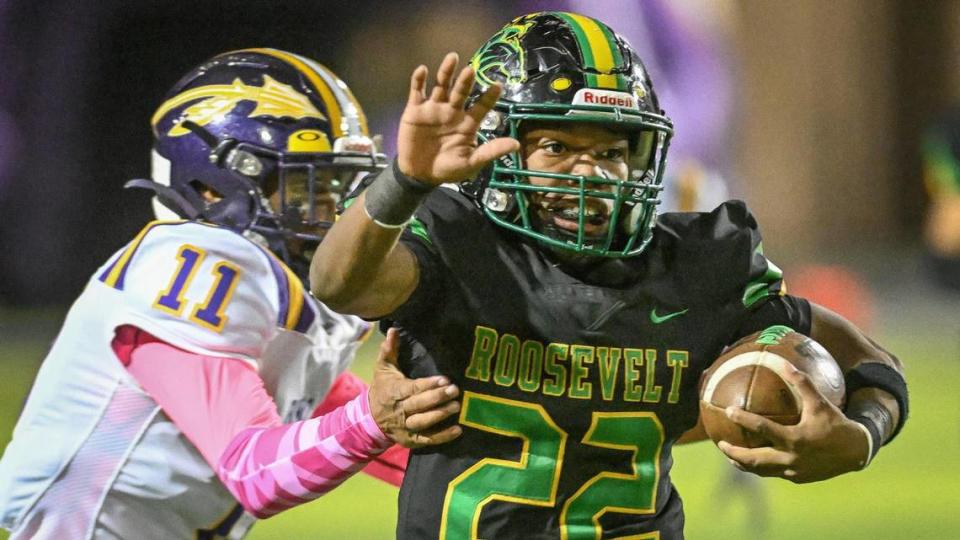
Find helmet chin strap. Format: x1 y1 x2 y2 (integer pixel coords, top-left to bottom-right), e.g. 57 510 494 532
124 178 202 220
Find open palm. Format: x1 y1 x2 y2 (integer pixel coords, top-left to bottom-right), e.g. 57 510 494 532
397 52 519 185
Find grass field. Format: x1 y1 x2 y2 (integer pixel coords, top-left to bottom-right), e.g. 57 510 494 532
1 282 958 539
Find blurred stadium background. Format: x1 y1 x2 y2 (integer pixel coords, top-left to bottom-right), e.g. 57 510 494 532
1 1 958 538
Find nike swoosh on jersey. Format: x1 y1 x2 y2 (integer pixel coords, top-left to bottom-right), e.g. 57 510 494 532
649 307 689 324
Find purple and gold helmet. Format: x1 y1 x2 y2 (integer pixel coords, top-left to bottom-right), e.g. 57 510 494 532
140 48 385 277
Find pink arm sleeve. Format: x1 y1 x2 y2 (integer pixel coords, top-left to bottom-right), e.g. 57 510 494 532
117 327 392 518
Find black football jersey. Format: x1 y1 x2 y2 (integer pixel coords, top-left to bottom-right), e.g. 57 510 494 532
387 188 810 540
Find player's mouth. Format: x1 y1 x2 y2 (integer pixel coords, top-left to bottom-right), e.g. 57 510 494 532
539 199 611 237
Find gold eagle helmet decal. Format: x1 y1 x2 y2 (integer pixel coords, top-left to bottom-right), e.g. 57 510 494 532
151 75 326 137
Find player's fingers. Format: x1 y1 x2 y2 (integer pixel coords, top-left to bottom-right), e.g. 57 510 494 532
468 137 521 170
402 383 460 415
448 66 475 110
717 441 794 476
781 363 828 417
430 52 459 102
408 424 463 447
466 83 503 125
375 330 453 399
717 441 795 466
734 463 786 479
394 375 453 402
725 406 789 444
404 400 461 432
408 65 428 106
780 467 821 484
376 328 401 369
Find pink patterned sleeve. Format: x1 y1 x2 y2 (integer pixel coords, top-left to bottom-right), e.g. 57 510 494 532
116 326 392 519
312 371 409 487
216 390 392 518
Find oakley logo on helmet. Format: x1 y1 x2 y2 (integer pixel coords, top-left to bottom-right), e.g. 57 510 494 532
152 75 326 137
288 129 332 153
573 89 638 110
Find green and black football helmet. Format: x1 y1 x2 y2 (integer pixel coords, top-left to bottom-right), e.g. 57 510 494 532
465 12 673 257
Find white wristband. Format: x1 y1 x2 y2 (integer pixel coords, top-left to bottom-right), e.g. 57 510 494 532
852 421 874 469
362 202 409 230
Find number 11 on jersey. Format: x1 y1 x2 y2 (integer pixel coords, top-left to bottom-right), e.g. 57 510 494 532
153 244 242 332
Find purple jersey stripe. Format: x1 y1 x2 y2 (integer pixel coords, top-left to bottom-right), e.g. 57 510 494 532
293 296 315 333
262 254 291 328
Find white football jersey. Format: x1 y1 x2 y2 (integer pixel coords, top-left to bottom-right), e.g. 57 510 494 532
0 221 369 539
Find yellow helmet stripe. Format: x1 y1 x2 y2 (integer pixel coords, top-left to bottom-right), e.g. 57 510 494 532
296 55 370 136
243 48 345 137
342 83 369 136
556 12 624 90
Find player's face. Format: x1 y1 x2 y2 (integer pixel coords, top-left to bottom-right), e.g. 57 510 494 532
521 122 631 238
265 168 346 259
268 168 339 230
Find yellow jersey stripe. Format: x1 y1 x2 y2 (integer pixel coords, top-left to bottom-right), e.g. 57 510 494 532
102 220 185 289
279 261 305 330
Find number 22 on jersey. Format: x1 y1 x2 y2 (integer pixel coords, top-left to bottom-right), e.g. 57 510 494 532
152 244 241 332
441 392 664 540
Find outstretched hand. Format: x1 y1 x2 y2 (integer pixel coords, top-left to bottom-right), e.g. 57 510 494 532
369 328 462 448
716 362 870 483
397 52 520 185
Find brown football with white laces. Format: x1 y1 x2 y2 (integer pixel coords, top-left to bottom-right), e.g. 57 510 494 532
699 326 845 448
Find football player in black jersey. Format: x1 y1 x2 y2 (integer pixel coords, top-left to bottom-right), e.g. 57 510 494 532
312 12 908 540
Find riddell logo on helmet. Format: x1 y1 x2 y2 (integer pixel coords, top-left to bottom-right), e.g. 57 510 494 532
572 88 639 110
583 92 633 107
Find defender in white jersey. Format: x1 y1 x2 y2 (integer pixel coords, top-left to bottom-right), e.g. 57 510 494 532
0 49 462 539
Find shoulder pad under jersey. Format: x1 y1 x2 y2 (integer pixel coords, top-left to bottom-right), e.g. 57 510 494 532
94 220 315 360
655 201 786 309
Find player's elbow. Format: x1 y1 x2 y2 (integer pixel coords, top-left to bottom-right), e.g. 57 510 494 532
310 257 402 318
315 289 390 320
309 256 355 310
310 276 359 314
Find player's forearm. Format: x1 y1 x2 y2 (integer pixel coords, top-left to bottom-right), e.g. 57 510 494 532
312 161 432 318
118 327 400 519
809 304 908 457
311 194 420 317
216 389 392 519
312 192 401 301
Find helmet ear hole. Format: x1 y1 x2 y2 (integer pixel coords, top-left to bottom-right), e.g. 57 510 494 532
205 191 257 232
188 180 224 203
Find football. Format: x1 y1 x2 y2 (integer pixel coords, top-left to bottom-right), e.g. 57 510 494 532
699 326 846 448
